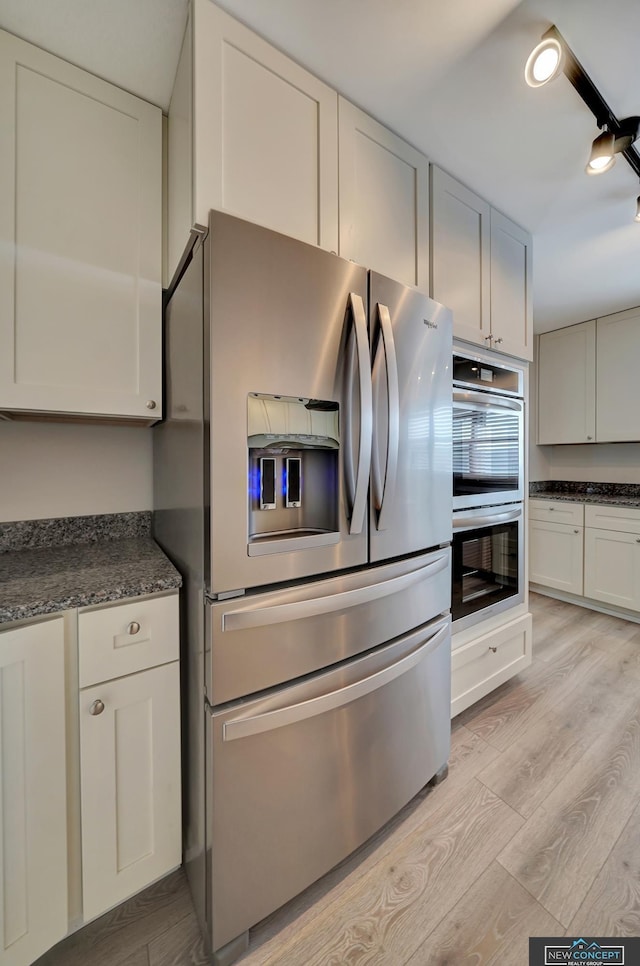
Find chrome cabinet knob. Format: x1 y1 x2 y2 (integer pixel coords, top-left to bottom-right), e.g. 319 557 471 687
489 646 498 653
587 435 593 440
146 400 157 410
128 621 141 635
548 507 554 511
89 699 105 716
494 337 504 345
484 335 493 343
636 539 640 544
574 529 580 534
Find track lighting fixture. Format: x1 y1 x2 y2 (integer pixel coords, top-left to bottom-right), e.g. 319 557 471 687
635 196 640 222
525 25 640 219
524 38 564 88
586 130 616 175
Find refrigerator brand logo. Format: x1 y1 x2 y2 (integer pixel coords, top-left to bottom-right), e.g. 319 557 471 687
423 319 438 329
530 938 627 965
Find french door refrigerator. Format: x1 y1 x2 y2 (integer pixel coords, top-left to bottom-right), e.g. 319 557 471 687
154 211 453 966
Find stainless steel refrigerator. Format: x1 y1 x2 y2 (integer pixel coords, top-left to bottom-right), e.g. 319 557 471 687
154 211 453 966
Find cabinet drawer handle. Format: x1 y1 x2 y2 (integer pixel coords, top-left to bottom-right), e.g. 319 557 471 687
636 539 640 544
489 646 498 653
574 529 580 534
128 621 141 635
548 507 554 511
89 699 105 716
484 335 493 343
494 337 503 345
587 436 593 441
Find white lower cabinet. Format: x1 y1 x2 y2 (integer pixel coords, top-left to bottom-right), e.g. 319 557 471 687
0 618 67 966
584 528 640 611
79 662 181 920
529 499 584 595
451 613 532 718
529 520 584 595
0 592 180 966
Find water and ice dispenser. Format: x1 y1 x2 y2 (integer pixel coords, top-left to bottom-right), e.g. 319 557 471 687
248 393 340 552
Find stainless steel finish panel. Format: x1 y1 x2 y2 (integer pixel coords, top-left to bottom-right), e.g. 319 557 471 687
153 240 208 935
208 615 451 950
206 212 369 594
207 547 451 704
452 344 525 397
368 273 453 560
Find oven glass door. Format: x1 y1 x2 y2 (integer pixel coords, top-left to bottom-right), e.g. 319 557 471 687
453 391 523 509
452 518 520 625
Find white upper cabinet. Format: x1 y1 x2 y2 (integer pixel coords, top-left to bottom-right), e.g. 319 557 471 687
490 210 533 360
0 618 67 966
168 0 338 278
596 307 640 442
537 321 596 444
430 166 532 360
0 31 162 422
430 166 491 347
338 98 429 289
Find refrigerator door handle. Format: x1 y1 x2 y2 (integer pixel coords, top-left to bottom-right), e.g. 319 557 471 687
346 292 372 535
222 618 450 741
222 550 449 631
372 303 400 531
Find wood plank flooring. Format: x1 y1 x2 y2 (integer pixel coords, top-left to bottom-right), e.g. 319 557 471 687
36 593 640 966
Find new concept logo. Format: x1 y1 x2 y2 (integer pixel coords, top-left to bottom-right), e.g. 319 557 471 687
530 938 628 965
423 319 438 329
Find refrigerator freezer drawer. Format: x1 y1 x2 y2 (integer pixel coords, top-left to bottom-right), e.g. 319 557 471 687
208 615 451 952
207 546 451 704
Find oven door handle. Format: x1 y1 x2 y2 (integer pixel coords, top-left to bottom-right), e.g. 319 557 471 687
453 507 522 529
453 390 522 412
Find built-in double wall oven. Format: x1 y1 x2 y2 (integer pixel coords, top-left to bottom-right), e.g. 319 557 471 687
452 348 525 631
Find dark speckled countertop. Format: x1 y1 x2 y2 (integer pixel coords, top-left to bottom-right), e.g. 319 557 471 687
0 512 181 626
530 481 640 509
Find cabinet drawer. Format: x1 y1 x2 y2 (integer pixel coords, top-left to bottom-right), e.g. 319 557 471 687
585 503 640 534
529 499 584 525
79 594 179 687
451 613 532 718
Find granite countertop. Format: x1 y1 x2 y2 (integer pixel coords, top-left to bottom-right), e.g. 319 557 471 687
530 481 640 509
0 512 182 626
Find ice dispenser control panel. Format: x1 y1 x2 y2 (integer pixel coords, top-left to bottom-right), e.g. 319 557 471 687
248 393 339 547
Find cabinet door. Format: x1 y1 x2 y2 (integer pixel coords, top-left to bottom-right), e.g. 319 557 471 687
490 210 533 361
584 528 640 611
191 0 338 254
338 98 428 289
537 321 596 444
596 307 640 442
79 662 181 921
529 520 584 595
430 166 490 348
0 618 67 966
0 30 162 420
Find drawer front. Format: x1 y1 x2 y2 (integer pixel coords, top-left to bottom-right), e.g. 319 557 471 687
529 499 584 525
451 613 532 718
79 594 179 687
585 503 640 534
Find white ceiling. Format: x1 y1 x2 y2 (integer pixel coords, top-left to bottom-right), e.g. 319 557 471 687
1 0 639 333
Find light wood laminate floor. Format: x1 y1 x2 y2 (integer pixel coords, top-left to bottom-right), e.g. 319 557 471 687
37 593 640 966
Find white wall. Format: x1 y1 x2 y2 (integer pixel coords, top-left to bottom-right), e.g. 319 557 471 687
0 422 153 522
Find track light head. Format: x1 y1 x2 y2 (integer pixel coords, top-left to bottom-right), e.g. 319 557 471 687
525 37 564 87
586 130 616 175
635 196 640 222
